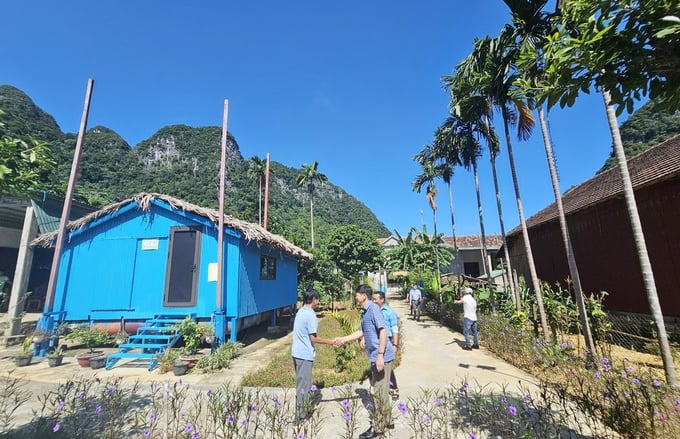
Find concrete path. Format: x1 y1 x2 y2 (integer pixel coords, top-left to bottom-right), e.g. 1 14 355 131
0 289 546 438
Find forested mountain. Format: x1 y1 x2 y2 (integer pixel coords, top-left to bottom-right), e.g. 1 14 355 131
0 85 389 246
598 100 680 173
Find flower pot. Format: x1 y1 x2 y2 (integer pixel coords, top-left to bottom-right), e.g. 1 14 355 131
15 355 32 367
173 361 189 376
179 353 204 370
89 355 107 370
76 351 104 368
47 355 64 367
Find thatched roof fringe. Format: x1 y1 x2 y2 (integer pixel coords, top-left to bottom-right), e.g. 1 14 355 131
32 192 313 260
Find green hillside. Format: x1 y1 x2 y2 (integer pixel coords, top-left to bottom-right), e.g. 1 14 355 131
0 85 389 247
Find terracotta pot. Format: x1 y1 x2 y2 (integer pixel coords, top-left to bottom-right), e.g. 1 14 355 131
76 351 104 368
179 353 204 369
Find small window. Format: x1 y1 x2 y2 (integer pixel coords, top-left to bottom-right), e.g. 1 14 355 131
260 255 277 280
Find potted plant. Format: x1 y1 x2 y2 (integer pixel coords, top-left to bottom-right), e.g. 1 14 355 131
172 359 190 376
14 336 33 367
89 355 107 369
46 346 65 367
65 326 113 367
172 317 207 368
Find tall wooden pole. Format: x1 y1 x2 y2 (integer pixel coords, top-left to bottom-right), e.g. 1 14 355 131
43 79 94 314
263 153 271 230
216 99 229 310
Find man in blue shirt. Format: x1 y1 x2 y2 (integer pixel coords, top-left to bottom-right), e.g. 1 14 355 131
337 284 395 439
373 290 400 400
291 289 336 420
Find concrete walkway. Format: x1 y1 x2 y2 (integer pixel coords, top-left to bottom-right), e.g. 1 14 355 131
1 289 546 438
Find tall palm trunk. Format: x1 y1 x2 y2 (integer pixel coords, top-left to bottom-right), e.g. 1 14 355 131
538 106 596 360
472 161 496 312
489 152 519 310
446 181 463 284
602 90 677 387
310 194 315 249
502 110 549 339
432 209 442 302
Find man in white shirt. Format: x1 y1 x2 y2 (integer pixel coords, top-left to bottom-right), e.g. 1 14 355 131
407 283 423 321
454 287 479 350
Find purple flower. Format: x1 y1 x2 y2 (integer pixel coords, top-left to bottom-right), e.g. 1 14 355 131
343 411 352 421
675 399 680 406
191 432 199 439
185 423 193 433
56 400 65 411
331 385 337 393
251 404 257 412
509 406 518 417
95 405 102 414
560 342 568 349
632 378 640 385
107 385 116 395
621 371 627 378
149 412 157 421
653 380 661 388
397 401 407 414
228 415 235 425
424 415 432 425
297 433 304 439
310 384 317 392
626 366 634 372
433 396 441 407
501 397 508 405
341 399 350 409
594 371 601 379
241 418 248 426
272 394 279 402
207 389 213 397
468 434 477 439
178 379 183 386
143 428 151 437
53 423 60 432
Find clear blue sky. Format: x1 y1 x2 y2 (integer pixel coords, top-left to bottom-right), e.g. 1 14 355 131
1 1 632 238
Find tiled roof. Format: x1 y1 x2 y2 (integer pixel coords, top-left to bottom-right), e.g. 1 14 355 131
441 235 503 249
508 134 680 236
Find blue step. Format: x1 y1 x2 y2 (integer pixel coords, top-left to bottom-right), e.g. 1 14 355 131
105 314 192 371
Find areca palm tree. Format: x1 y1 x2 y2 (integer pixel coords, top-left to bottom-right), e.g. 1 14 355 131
504 0 596 360
295 161 328 249
450 30 550 338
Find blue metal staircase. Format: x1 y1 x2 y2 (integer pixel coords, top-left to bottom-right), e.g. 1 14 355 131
105 314 190 371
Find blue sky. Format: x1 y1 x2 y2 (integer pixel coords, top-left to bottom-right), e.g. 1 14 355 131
1 1 632 238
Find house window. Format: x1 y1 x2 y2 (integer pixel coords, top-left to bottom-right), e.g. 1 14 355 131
464 262 480 278
260 255 277 280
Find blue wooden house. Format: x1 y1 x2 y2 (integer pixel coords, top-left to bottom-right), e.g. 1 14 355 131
33 193 311 365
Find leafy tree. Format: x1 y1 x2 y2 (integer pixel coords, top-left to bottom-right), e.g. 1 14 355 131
0 110 54 197
385 226 455 278
297 248 344 307
325 225 383 282
295 161 328 249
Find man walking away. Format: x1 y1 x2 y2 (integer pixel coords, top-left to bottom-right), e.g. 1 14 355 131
291 289 336 420
454 287 479 350
336 284 395 439
407 283 423 321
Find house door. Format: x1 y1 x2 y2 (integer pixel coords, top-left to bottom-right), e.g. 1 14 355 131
163 227 201 307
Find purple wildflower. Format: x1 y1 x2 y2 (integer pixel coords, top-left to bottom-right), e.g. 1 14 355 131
272 394 279 402
143 428 151 437
228 415 235 425
56 400 65 411
594 371 601 379
468 434 477 439
241 418 248 427
397 401 407 414
332 385 337 393
53 423 60 432
433 396 442 407
653 380 661 388
95 405 102 414
341 399 350 409
632 378 640 385
191 432 199 439
207 389 213 397
343 411 352 421
424 415 432 425
107 385 116 395
149 412 157 421
501 396 508 405
509 406 518 417
310 384 317 392
185 423 193 433
602 357 610 365
297 433 304 439
621 371 627 378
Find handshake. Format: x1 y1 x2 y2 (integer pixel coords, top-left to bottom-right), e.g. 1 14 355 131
331 337 347 348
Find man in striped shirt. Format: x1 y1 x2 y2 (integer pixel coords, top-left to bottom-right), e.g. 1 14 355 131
336 284 395 439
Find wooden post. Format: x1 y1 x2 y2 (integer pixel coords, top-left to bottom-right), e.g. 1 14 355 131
263 153 271 230
216 99 228 311
43 79 94 314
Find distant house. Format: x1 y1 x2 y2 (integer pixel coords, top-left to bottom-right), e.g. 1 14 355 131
440 235 503 279
33 192 312 343
504 135 680 317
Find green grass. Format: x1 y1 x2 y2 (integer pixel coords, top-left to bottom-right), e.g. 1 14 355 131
241 306 372 388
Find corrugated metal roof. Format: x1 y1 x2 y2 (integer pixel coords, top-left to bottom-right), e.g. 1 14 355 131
0 193 96 234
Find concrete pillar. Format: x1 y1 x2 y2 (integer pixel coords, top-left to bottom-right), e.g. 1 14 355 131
6 206 38 336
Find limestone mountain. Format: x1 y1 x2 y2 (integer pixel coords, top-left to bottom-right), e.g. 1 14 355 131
0 85 390 245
